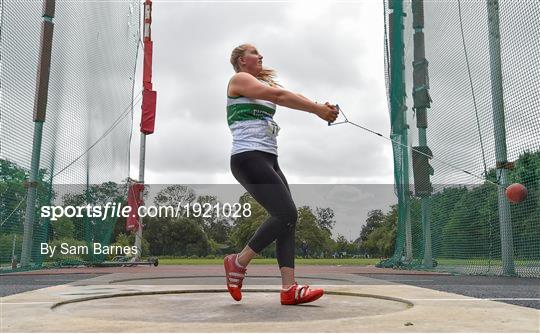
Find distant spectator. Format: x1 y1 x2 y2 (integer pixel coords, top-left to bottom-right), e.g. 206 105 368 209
301 240 308 259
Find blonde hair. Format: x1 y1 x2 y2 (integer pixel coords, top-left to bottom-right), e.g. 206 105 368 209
230 44 282 87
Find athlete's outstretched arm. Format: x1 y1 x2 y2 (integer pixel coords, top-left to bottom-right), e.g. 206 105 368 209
229 73 338 123
295 93 313 105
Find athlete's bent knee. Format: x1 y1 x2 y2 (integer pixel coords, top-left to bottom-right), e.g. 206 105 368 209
275 207 297 230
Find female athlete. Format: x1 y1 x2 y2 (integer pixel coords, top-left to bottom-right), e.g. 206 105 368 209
224 43 338 305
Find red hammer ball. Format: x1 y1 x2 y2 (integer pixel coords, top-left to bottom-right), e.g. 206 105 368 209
505 183 528 204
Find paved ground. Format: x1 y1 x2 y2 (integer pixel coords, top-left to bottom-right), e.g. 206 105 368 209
2 265 538 309
357 273 540 309
0 273 103 297
1 265 539 332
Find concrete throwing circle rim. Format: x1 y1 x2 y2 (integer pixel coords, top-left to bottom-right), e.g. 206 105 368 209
51 289 414 310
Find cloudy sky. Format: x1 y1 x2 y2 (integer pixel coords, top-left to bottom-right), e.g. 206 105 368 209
121 1 538 239
129 0 393 186
2 1 535 240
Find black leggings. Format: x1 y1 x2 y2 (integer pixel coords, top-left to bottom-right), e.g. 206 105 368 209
230 150 297 269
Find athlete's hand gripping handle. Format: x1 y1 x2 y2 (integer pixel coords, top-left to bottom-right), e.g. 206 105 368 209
328 104 340 126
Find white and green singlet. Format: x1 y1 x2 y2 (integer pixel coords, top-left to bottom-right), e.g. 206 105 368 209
227 81 280 156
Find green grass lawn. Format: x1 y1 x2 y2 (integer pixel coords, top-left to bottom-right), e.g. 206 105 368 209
158 258 380 265
157 257 537 266
4 257 535 269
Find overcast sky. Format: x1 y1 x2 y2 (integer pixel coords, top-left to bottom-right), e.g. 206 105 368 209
2 1 535 240
121 0 539 240
123 1 398 240
129 0 393 186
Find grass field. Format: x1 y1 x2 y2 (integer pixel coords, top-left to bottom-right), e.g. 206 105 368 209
157 257 538 267
5 257 536 270
158 258 380 265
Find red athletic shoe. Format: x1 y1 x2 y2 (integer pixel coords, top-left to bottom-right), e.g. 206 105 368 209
280 282 324 305
224 254 247 301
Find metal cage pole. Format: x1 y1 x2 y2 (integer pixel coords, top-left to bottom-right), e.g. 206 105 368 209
389 0 413 263
134 133 145 259
21 0 55 268
134 0 157 260
486 0 515 276
411 0 433 268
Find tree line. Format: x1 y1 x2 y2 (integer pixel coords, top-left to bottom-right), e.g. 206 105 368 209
357 150 539 261
1 149 538 263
